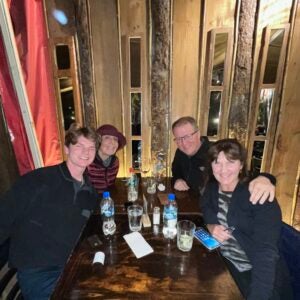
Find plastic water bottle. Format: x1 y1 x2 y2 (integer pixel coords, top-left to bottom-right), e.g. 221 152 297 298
100 191 116 235
162 193 178 239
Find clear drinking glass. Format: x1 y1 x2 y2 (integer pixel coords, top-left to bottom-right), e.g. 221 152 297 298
127 205 143 231
177 220 196 252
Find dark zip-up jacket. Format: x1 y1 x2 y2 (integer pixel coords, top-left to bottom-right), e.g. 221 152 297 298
0 162 98 269
87 154 119 194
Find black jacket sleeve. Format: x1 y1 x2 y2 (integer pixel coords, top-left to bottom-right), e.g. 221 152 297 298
171 150 184 186
0 174 35 245
245 200 281 300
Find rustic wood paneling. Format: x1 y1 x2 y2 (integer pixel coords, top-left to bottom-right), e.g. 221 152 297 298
44 0 76 37
249 0 293 135
271 0 300 223
170 0 202 162
89 0 125 175
119 0 150 174
89 0 122 127
199 0 236 137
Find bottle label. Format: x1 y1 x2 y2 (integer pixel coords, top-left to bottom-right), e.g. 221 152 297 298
164 206 177 221
101 203 115 217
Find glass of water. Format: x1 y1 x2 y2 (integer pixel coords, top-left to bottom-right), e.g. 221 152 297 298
127 205 143 231
177 220 196 252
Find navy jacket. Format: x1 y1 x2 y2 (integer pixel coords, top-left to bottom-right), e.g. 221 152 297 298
0 162 98 269
201 180 283 300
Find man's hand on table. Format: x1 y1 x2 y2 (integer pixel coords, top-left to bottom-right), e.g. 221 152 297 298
174 179 190 191
249 176 275 205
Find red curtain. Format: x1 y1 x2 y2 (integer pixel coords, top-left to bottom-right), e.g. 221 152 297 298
0 0 62 174
0 34 34 174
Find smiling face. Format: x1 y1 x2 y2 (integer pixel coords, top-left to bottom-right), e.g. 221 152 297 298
98 135 119 160
172 123 201 156
65 136 96 173
212 151 243 191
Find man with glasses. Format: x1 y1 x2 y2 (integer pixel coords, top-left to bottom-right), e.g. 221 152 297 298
171 116 275 204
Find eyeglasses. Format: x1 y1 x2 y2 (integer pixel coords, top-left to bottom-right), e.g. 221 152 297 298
173 130 199 144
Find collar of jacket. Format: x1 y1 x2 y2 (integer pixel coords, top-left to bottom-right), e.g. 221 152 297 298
58 162 90 186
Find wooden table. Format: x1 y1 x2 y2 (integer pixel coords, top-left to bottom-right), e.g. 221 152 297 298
51 213 242 299
108 177 201 214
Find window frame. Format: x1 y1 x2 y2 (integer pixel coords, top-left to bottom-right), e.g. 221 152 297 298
49 36 83 149
200 28 234 140
248 24 290 172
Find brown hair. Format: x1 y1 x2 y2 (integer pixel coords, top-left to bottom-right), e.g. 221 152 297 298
208 138 248 181
172 116 199 132
64 123 99 148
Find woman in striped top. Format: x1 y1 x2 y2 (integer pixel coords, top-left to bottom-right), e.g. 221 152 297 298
201 139 292 300
87 124 126 194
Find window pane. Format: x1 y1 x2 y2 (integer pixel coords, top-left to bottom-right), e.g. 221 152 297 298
263 29 284 84
56 45 70 70
59 77 75 130
251 141 265 176
211 33 228 86
255 89 274 136
132 140 141 170
131 93 141 136
207 91 222 136
130 38 141 88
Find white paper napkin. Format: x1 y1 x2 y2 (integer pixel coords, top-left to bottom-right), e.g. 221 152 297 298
123 232 154 258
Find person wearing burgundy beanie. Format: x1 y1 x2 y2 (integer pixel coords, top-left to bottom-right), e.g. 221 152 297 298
87 124 126 194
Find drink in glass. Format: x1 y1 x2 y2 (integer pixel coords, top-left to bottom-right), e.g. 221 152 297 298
127 205 143 231
177 220 196 252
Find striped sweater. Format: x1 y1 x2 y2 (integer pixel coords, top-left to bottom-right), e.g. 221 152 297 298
87 154 119 194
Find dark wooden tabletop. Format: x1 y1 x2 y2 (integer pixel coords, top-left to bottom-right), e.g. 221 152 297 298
51 212 242 299
108 177 201 214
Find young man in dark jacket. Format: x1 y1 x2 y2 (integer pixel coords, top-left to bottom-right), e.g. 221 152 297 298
171 116 275 204
0 124 99 299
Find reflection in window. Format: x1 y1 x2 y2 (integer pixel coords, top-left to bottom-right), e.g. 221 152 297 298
130 38 141 88
255 89 274 136
132 140 141 170
131 93 141 136
55 45 70 70
207 91 222 136
59 77 75 130
251 141 265 176
211 33 228 86
263 29 284 84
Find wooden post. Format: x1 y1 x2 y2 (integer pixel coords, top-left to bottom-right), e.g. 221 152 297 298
228 0 257 145
150 0 171 173
74 0 96 128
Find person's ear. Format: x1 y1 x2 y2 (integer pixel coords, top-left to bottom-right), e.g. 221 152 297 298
64 145 69 156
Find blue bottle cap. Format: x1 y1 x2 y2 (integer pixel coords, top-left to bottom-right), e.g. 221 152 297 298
103 191 110 198
168 193 175 201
